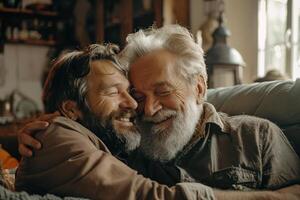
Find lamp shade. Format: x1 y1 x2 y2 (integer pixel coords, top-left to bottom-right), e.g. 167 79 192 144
205 12 245 88
205 16 245 67
206 43 245 66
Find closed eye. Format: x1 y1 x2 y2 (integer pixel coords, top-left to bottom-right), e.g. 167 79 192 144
156 90 172 96
103 88 119 96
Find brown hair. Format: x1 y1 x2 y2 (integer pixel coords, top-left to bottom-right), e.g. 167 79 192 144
43 44 122 113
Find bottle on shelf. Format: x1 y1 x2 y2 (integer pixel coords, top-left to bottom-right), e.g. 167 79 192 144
12 26 19 41
5 26 12 40
19 20 29 40
46 21 54 41
0 0 4 8
28 18 42 40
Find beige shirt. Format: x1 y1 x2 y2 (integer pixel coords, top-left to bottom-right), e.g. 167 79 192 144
129 103 300 190
15 116 215 200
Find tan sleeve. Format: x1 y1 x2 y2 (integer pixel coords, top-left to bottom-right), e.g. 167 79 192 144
16 124 215 200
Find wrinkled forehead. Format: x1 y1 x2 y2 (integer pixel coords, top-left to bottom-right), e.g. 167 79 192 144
87 60 129 86
129 50 182 87
130 49 177 74
89 60 123 75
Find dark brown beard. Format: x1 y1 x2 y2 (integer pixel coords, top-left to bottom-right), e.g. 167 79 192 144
78 105 137 156
77 106 124 155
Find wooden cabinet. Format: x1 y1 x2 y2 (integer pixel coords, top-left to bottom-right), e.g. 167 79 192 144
0 7 60 47
96 0 163 47
0 0 163 48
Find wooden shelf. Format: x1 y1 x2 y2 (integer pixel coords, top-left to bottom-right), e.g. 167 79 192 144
96 0 162 46
0 7 58 18
1 0 163 47
6 39 57 47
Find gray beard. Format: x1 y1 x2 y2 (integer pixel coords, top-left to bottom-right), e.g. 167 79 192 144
113 124 141 153
138 99 202 162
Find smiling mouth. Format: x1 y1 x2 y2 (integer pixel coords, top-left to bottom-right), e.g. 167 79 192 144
115 117 135 126
153 116 173 126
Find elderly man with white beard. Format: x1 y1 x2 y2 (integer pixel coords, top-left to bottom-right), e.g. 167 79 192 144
119 24 300 193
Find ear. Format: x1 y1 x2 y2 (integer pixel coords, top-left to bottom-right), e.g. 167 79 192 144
195 75 207 105
59 100 82 120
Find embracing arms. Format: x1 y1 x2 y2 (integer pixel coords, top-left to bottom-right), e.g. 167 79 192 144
17 116 300 200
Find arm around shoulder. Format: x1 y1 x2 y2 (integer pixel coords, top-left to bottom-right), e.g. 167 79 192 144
16 121 216 200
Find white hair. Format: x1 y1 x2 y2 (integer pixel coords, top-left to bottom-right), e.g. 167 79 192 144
119 24 207 93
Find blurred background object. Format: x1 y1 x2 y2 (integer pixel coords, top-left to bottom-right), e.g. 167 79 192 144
254 69 288 82
204 0 245 88
198 0 221 52
0 146 18 170
0 95 14 125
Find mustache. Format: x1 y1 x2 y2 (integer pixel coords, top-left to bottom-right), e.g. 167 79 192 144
111 109 137 119
141 109 177 123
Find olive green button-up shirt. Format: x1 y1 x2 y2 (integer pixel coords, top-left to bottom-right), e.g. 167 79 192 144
129 103 300 190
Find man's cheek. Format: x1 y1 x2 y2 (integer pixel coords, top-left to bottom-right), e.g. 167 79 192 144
94 104 115 122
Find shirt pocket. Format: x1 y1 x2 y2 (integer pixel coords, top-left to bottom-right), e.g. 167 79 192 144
208 167 261 190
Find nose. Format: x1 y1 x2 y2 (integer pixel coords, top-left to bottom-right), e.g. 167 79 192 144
144 96 162 117
120 92 138 110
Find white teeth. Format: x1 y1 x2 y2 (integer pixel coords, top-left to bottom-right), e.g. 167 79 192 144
119 118 130 122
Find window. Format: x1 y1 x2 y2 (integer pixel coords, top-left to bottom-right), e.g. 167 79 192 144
258 0 300 80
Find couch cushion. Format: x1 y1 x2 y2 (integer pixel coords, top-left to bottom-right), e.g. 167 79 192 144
207 79 300 127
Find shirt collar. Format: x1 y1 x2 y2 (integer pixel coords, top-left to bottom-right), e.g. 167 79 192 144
202 102 225 130
192 102 229 140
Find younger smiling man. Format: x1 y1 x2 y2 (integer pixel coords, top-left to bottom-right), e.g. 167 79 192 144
16 44 215 200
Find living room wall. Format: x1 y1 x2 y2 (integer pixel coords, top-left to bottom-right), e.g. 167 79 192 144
190 0 259 84
0 44 49 111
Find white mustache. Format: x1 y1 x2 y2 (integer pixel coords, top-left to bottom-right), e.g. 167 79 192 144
142 109 177 123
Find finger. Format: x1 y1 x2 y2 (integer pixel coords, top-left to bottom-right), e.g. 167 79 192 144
20 121 49 134
19 144 33 157
19 133 42 149
38 111 60 122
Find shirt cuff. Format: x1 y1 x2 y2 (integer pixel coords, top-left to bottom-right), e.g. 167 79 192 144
178 182 216 200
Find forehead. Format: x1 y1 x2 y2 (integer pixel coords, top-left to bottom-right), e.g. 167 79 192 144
129 49 178 88
88 60 129 86
129 49 178 91
89 60 120 74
